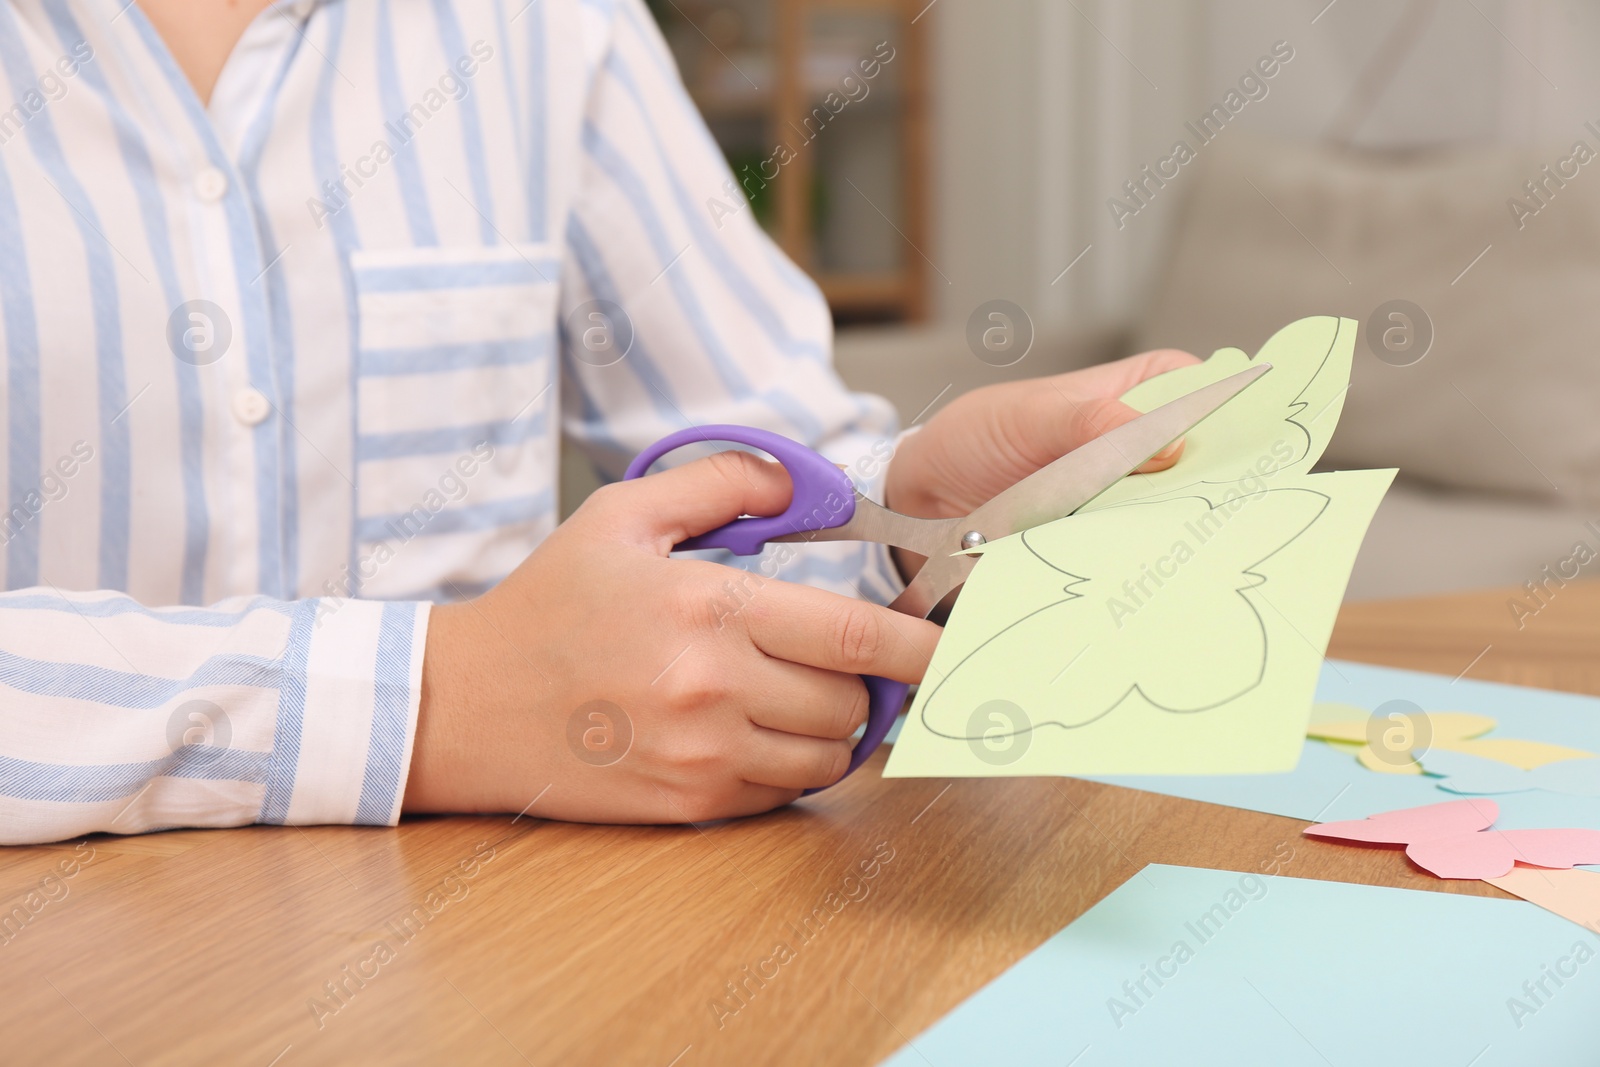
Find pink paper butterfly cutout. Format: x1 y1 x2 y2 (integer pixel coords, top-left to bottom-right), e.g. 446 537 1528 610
1304 799 1600 879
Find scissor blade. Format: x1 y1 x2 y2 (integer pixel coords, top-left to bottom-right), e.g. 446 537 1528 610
961 362 1271 544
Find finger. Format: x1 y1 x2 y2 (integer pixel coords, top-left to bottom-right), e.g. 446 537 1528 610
1094 350 1203 472
742 582 941 684
1043 349 1203 443
744 660 870 740
1050 395 1189 474
1012 350 1203 473
1135 438 1187 473
1006 387 1143 472
739 726 855 791
595 450 793 553
1059 348 1201 396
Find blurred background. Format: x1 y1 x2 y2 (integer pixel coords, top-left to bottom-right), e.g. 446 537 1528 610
639 0 1600 602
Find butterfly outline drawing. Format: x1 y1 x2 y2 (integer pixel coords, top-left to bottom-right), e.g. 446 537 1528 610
1082 316 1353 515
919 485 1332 743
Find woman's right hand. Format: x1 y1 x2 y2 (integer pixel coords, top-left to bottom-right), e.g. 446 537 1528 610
402 450 943 823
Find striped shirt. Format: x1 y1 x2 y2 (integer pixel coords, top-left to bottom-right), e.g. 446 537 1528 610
0 0 901 845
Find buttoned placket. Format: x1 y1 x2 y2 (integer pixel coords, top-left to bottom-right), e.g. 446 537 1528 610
164 0 321 600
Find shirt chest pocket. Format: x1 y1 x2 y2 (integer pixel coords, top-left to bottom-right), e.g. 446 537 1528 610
347 244 561 601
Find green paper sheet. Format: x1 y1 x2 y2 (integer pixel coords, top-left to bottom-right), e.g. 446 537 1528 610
1082 314 1354 511
884 317 1394 778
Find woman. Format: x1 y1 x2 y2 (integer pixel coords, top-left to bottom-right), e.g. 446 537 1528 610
0 0 1192 843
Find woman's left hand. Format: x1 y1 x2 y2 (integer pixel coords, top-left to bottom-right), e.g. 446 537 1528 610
884 349 1201 541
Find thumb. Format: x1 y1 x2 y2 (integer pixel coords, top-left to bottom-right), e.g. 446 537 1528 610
600 450 794 552
1025 393 1187 476
1037 348 1201 473
1071 397 1188 474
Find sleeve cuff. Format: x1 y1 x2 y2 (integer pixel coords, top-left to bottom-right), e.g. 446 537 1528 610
265 598 431 828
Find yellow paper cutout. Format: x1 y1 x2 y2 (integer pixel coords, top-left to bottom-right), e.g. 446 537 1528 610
1307 705 1595 776
1307 709 1492 776
1457 738 1597 770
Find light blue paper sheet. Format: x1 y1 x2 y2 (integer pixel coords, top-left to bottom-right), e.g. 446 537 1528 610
1090 660 1600 831
880 864 1600 1067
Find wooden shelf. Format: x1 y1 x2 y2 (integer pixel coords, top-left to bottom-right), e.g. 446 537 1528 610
694 89 774 120
656 0 929 323
817 271 916 314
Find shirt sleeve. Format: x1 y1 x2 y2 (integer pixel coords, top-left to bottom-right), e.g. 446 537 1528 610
0 589 428 845
558 0 905 606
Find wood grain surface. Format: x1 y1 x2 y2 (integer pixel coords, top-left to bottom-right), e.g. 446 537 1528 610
4 582 1597 1066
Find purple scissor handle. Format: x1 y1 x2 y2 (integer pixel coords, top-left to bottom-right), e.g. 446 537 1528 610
623 426 860 555
623 364 1271 792
624 425 914 790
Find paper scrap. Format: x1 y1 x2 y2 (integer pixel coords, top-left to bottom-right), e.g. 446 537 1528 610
1091 660 1600 834
1418 748 1600 799
1306 797 1498 844
885 316 1393 779
1406 829 1600 881
1307 709 1493 775
1488 866 1600 932
1304 708 1495 745
1305 799 1600 880
1306 709 1591 777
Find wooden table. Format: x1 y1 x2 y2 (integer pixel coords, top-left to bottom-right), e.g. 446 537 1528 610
6 583 1598 1066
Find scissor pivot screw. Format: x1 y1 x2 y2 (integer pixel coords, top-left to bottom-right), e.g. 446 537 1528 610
960 530 987 550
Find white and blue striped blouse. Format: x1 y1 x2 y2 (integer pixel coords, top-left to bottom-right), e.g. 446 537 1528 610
0 0 902 844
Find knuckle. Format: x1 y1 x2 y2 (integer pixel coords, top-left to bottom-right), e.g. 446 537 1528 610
705 448 761 483
1134 347 1200 374
701 450 777 502
667 580 717 634
658 659 724 714
708 449 790 503
830 681 870 739
671 570 752 638
737 580 777 627
821 740 853 784
583 480 629 514
831 605 885 669
1069 395 1122 439
651 733 725 790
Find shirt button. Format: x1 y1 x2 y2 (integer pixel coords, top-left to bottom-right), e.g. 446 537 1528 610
231 388 272 426
195 167 229 202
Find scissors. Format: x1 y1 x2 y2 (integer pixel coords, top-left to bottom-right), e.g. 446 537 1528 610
622 363 1270 791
